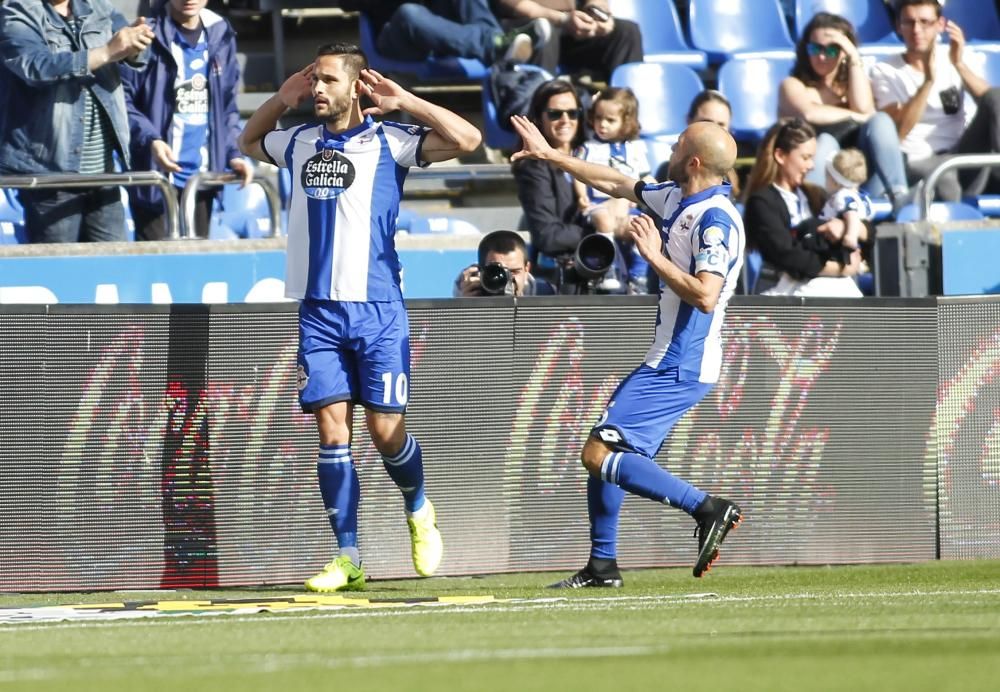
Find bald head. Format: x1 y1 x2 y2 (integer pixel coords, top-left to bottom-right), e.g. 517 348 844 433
683 121 737 178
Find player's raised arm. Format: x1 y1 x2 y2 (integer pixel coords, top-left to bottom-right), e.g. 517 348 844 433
239 63 314 163
359 68 481 163
510 114 640 203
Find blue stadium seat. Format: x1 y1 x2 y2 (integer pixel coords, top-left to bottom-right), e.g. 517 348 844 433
978 49 1000 86
895 201 985 222
610 0 708 68
358 12 488 82
688 0 796 63
794 0 901 56
743 248 763 294
0 188 25 244
610 62 705 141
718 56 795 143
214 182 274 239
937 0 1000 49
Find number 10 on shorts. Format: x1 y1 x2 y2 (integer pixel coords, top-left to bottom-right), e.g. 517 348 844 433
381 371 409 406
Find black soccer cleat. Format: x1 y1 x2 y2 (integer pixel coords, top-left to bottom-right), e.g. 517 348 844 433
692 496 743 578
548 558 624 588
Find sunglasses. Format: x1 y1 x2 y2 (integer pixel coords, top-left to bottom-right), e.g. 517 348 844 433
544 108 581 121
806 42 842 59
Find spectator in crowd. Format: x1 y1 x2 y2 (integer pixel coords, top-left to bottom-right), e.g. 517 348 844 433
870 0 1000 201
512 78 597 293
658 90 741 198
820 148 873 256
743 118 866 297
510 113 746 586
239 44 481 591
573 87 651 293
453 229 556 296
493 0 643 82
778 12 909 209
122 0 250 240
356 0 551 67
0 0 153 243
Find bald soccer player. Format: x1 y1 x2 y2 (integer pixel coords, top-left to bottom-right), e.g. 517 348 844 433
510 117 746 586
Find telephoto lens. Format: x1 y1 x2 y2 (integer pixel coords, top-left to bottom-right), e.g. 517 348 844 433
573 234 616 280
480 262 513 295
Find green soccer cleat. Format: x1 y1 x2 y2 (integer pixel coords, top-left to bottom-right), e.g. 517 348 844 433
407 499 443 577
304 555 366 592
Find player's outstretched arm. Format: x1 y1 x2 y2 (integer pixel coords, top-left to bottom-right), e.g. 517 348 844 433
630 214 723 313
510 115 639 203
239 63 314 163
360 69 481 163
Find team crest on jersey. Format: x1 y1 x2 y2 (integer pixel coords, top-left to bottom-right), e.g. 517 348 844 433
703 226 725 246
302 148 356 199
297 365 308 391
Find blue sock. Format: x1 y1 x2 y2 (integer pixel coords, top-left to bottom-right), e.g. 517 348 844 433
588 475 625 560
317 444 360 553
601 451 706 513
382 433 426 513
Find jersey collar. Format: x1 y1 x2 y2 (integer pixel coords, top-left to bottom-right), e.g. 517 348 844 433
321 115 375 143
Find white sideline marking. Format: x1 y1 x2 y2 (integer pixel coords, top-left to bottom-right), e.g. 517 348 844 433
1 587 999 633
0 645 673 683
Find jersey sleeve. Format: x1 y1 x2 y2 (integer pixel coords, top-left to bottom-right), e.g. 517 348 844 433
634 180 679 218
693 207 736 278
382 121 433 168
262 128 296 169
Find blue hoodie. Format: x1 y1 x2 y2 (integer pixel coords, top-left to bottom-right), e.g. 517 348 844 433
121 5 241 212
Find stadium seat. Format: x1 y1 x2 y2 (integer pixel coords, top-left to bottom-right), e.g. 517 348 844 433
610 0 708 68
968 195 1000 217
895 201 985 222
688 0 796 63
480 63 552 151
793 0 901 56
610 62 705 141
215 182 274 239
718 56 795 143
0 188 25 245
935 0 1000 50
358 12 488 82
742 248 763 294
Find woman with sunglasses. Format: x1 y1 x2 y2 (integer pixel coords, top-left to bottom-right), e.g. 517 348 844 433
512 79 592 293
742 118 867 297
778 12 909 210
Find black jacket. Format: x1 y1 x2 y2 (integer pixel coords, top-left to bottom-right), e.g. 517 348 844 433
512 157 588 261
743 184 831 283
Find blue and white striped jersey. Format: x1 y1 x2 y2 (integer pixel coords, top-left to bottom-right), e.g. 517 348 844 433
262 116 429 302
578 139 649 202
168 29 210 189
635 181 744 383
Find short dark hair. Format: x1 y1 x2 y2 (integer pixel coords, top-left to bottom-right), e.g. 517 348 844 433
316 43 368 80
893 0 942 20
477 230 528 266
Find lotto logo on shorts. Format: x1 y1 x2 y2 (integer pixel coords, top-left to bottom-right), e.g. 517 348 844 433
599 428 622 444
297 365 308 391
302 148 356 199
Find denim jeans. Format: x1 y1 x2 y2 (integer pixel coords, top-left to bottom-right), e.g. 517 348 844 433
376 0 503 63
20 187 126 243
806 112 908 202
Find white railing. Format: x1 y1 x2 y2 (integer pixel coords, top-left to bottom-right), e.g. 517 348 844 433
180 172 282 240
920 154 1000 220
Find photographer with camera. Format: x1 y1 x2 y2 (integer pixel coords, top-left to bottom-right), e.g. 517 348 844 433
454 229 556 297
871 0 1000 201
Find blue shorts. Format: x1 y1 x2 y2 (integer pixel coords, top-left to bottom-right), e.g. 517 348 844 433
297 300 410 413
591 364 714 458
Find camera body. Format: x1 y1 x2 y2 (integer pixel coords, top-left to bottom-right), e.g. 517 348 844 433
939 86 961 116
479 262 515 295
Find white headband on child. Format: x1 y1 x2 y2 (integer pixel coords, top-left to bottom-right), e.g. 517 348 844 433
825 157 857 188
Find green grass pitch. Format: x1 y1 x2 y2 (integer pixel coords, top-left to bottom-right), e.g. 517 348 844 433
1 560 998 692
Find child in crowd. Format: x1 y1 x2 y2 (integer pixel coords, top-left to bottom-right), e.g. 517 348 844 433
573 87 652 293
821 148 872 255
